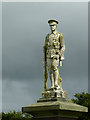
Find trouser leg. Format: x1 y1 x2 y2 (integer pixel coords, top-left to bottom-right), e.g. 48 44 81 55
47 58 54 88
52 58 59 88
58 68 62 89
53 69 58 87
50 71 54 88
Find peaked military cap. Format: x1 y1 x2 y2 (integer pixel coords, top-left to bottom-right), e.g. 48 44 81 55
48 19 58 25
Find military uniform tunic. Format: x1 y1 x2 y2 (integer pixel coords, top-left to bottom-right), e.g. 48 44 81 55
45 32 65 60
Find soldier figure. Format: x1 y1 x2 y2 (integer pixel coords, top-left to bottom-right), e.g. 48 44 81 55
43 19 65 91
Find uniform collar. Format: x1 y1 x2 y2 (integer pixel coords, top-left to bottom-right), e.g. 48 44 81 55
51 30 57 35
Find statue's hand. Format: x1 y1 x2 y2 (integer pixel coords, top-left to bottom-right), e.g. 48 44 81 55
59 51 62 56
59 50 64 57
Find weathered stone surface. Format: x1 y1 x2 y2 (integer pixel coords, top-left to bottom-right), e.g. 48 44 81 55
22 100 88 119
34 117 76 120
38 89 69 102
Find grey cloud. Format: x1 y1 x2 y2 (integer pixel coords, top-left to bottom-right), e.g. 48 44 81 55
2 79 43 112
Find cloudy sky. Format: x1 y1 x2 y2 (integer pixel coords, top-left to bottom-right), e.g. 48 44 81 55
89 2 90 94
2 2 88 112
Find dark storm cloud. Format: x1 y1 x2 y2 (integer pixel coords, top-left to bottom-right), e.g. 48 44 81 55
2 3 45 80
2 79 43 112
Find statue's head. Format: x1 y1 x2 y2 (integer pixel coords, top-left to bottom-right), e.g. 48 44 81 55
48 19 58 31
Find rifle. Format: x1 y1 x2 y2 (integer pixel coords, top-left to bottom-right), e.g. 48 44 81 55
43 46 48 90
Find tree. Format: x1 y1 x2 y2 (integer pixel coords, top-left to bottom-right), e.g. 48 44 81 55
2 110 32 120
72 92 90 120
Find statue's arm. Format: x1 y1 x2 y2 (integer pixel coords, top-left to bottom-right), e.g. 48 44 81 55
59 33 65 60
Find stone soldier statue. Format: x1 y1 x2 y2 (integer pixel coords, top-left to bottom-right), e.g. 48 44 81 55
43 19 65 91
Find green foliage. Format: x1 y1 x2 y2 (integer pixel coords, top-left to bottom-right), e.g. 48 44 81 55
2 110 32 120
72 92 90 120
0 112 2 119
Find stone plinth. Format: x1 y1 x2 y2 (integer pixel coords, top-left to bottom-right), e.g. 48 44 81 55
22 88 88 120
35 117 76 120
22 100 88 120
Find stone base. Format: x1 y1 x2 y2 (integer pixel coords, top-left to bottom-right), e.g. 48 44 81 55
22 89 88 119
35 117 76 120
22 100 88 119
42 89 68 99
38 89 70 103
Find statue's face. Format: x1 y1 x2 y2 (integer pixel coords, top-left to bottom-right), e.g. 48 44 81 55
50 24 57 31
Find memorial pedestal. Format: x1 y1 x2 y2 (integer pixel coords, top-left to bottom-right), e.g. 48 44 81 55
22 98 88 120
